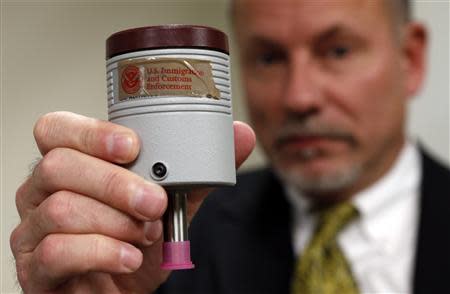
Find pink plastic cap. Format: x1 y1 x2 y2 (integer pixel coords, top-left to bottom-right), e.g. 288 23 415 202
161 241 195 270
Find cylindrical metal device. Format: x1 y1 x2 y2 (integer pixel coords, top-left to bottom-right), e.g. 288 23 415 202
106 25 235 270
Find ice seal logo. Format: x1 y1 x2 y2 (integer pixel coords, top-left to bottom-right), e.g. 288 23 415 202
121 65 141 94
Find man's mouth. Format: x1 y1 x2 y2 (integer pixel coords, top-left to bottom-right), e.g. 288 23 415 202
276 135 329 149
275 135 343 150
273 133 357 161
271 120 357 158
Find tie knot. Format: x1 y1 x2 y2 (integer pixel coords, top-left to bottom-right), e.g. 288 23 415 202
315 201 358 241
292 201 360 294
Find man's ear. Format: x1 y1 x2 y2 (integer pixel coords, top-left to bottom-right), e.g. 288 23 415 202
401 22 427 98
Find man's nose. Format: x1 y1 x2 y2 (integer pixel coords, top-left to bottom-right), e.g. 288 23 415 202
283 52 323 115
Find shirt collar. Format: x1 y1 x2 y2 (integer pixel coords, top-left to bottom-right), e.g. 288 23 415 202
352 142 421 251
284 142 421 250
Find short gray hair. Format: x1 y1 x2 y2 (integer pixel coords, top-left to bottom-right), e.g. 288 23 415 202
387 0 411 23
230 0 412 25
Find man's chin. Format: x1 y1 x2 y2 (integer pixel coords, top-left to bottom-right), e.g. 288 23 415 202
274 162 362 196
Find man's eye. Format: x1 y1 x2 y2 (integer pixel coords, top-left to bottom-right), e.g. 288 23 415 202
327 46 350 59
256 51 285 65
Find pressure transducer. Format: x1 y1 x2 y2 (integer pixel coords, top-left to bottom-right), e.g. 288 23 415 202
106 25 235 270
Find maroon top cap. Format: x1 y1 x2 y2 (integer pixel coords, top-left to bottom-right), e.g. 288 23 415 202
106 25 229 59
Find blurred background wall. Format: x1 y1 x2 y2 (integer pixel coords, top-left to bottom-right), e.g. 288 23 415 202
1 1 448 292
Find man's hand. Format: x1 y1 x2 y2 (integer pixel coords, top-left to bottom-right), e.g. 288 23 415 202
10 111 255 293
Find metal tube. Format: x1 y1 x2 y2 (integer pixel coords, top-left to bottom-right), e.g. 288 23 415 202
163 190 188 242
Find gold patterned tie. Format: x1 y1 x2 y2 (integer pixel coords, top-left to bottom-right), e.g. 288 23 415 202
291 201 359 294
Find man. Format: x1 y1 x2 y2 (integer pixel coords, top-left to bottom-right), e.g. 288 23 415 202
10 0 450 294
159 1 450 293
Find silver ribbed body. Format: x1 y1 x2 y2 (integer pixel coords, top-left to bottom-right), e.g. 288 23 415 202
106 48 235 187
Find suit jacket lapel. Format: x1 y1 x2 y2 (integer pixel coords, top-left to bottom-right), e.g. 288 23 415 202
219 169 295 293
413 150 450 294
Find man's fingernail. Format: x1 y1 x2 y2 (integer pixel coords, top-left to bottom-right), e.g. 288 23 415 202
133 183 166 220
120 243 142 272
107 133 134 160
143 220 163 245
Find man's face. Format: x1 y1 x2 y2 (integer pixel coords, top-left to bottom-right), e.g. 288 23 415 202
235 0 425 200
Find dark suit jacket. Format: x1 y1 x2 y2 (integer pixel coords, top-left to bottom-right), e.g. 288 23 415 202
158 150 450 294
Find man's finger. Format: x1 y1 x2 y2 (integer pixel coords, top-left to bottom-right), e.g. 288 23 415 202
15 178 41 219
12 190 162 255
29 234 143 291
33 111 140 164
31 147 167 221
233 121 256 168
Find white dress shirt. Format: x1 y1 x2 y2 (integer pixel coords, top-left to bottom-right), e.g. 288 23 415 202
285 142 421 294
